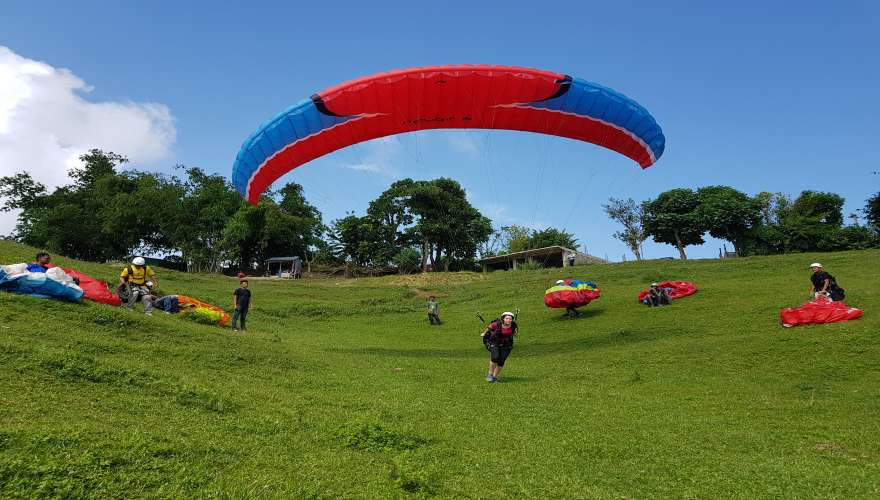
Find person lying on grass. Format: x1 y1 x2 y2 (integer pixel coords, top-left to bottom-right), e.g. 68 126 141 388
481 311 518 383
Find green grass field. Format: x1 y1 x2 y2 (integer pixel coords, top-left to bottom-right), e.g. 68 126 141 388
1 240 878 498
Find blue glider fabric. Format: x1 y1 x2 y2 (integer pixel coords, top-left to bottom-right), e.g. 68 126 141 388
0 267 83 302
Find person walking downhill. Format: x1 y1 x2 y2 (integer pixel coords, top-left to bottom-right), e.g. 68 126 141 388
426 295 442 325
481 311 518 383
232 279 251 331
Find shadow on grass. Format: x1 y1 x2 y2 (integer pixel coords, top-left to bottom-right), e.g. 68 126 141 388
326 346 475 360
327 327 675 360
521 327 677 357
547 308 605 321
494 375 531 384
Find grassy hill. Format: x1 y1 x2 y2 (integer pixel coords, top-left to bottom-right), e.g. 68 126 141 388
1 239 878 498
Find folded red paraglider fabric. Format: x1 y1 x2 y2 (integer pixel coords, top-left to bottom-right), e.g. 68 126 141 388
43 264 121 306
544 280 600 309
637 281 697 302
62 268 122 306
780 297 863 327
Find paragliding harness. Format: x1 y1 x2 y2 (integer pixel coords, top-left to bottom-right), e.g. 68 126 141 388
118 265 153 302
816 273 845 302
477 309 519 350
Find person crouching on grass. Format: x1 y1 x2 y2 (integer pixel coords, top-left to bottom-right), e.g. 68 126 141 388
481 311 517 383
232 279 251 331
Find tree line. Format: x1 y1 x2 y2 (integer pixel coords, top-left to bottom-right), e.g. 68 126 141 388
0 150 323 273
2 150 877 273
604 186 880 260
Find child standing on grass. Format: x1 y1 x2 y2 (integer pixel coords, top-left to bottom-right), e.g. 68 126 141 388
426 295 441 325
232 279 251 331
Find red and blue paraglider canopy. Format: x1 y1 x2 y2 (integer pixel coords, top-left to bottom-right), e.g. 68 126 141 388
232 65 665 203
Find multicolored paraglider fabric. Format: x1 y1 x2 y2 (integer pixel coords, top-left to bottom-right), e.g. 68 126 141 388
780 297 863 327
233 65 665 203
0 263 83 302
178 295 231 327
637 281 698 303
544 280 601 309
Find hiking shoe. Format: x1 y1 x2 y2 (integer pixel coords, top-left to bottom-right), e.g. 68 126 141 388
486 374 496 382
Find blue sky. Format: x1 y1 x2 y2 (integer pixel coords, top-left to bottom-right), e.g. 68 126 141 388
1 1 878 260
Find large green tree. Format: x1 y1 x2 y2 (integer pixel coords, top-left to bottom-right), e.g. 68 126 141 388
863 192 880 231
603 197 647 260
697 186 762 256
642 188 705 260
501 225 532 253
0 149 175 261
527 227 578 251
165 167 242 272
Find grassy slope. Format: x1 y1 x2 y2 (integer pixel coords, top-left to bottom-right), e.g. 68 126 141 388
0 240 878 498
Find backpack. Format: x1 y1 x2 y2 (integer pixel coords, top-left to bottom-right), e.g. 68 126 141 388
483 319 518 349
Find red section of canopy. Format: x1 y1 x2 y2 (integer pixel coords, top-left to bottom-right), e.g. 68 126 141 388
57 267 121 306
544 289 601 309
637 281 697 302
780 297 863 327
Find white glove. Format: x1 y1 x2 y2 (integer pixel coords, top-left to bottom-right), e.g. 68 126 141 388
146 281 154 288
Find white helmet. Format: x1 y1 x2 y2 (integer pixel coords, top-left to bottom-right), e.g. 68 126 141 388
809 262 822 269
501 311 515 319
132 257 146 266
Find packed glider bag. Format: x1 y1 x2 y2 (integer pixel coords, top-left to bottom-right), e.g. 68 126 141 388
233 65 665 203
544 279 601 309
178 295 231 327
0 263 83 302
637 281 697 302
780 297 863 327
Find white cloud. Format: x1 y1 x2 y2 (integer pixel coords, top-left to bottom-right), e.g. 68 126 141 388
0 46 176 235
338 136 399 177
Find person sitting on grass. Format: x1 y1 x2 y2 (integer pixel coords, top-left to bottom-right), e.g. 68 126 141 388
480 311 518 383
643 283 672 307
232 279 251 332
119 257 158 315
426 295 441 325
809 263 845 301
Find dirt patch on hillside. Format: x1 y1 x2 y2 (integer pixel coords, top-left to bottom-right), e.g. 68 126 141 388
388 272 486 287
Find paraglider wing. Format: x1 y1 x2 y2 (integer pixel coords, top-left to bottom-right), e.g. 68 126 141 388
178 295 231 327
0 264 83 302
780 297 863 327
233 65 666 203
62 268 122 306
544 279 601 309
637 281 698 302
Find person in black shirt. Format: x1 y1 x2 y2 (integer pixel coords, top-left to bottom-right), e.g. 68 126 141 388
232 279 252 331
809 262 845 301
